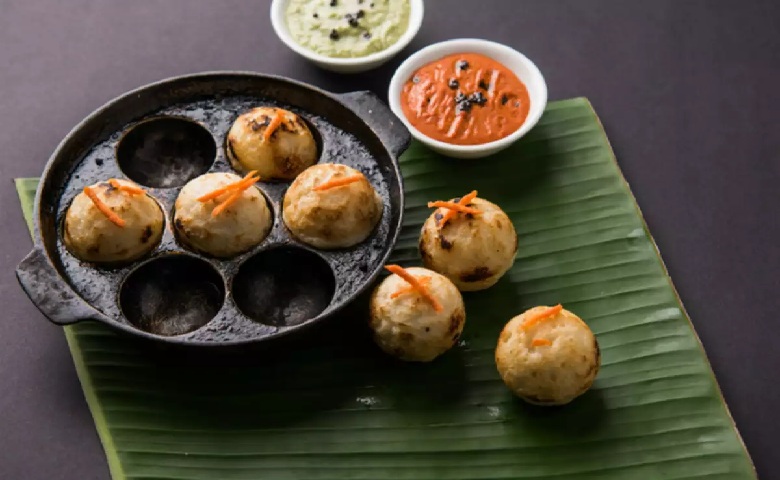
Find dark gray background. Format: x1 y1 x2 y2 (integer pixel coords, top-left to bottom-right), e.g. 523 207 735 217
1 1 777 478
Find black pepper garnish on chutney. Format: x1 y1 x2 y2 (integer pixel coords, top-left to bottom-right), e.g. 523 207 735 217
469 91 487 105
329 29 340 40
363 31 372 39
456 101 472 114
356 9 365 18
348 15 360 27
330 0 337 6
313 13 318 18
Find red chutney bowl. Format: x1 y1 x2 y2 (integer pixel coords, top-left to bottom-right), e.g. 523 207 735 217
388 39 547 159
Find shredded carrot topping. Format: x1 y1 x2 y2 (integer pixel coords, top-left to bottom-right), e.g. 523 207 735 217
430 190 479 228
84 186 125 227
263 110 285 141
521 304 563 330
108 179 145 195
531 338 552 347
211 189 243 217
385 265 443 312
197 171 259 202
391 276 432 299
210 177 259 217
313 174 364 192
427 201 480 215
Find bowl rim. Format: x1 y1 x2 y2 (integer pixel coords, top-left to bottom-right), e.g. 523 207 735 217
270 0 424 66
387 38 548 153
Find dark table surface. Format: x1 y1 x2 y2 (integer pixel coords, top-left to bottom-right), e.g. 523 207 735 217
1 1 777 478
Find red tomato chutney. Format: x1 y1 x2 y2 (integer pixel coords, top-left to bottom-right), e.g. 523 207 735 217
400 53 531 146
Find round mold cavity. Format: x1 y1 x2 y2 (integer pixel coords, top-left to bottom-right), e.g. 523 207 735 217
117 117 216 188
119 255 225 336
224 110 324 182
232 247 336 327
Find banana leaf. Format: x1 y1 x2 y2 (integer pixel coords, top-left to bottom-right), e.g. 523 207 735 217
15 97 755 479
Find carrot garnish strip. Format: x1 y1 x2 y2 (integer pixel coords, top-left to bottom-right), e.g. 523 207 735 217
197 171 259 202
84 186 125 227
313 175 363 191
210 176 259 217
531 338 552 347
429 190 480 228
263 111 285 140
384 265 443 312
459 190 478 206
211 189 243 217
108 179 145 195
390 277 431 299
521 304 563 330
426 201 480 215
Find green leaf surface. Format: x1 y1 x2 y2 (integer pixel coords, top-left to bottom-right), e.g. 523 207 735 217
14 98 755 479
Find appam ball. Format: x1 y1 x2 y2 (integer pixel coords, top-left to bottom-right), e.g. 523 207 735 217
174 172 272 258
369 266 466 362
63 179 164 264
226 107 317 181
495 305 600 406
420 194 517 291
282 163 382 249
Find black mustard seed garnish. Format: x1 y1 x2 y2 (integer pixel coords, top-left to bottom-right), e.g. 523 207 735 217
456 101 473 114
448 78 459 89
469 91 487 105
329 29 340 40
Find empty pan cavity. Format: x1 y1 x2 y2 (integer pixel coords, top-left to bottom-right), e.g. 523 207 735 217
232 247 335 327
119 255 225 336
117 117 216 188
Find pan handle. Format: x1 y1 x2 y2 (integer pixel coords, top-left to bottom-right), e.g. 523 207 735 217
337 91 411 159
16 248 102 326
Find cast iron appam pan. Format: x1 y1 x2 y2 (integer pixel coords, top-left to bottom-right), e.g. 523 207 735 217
16 71 410 347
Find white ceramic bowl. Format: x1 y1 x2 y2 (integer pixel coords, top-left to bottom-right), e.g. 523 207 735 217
388 38 548 159
270 0 424 74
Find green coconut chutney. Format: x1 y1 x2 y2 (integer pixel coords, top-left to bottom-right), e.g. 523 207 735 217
286 0 410 58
